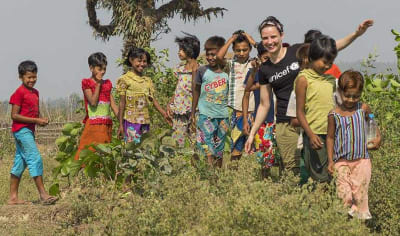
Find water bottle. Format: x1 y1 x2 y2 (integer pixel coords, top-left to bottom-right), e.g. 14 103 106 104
366 114 377 149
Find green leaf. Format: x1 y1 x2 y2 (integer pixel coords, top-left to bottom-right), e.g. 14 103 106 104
52 166 62 178
390 79 400 88
70 128 80 137
161 136 177 147
55 152 67 161
84 164 98 178
49 183 60 196
62 123 75 135
159 144 176 157
55 136 69 148
69 160 82 176
79 148 93 159
129 159 138 167
391 29 400 37
64 143 74 153
143 153 156 162
94 143 112 155
61 165 70 176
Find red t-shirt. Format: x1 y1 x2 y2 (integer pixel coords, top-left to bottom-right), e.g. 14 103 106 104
9 85 39 133
325 64 341 79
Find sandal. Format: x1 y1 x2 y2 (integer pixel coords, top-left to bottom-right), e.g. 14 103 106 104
40 196 58 205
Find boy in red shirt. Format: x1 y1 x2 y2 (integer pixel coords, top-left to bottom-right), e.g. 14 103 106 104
8 60 57 205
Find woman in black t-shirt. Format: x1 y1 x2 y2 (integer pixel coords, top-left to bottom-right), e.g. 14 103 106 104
244 16 373 173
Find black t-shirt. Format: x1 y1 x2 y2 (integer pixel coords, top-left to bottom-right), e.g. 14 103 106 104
259 43 302 123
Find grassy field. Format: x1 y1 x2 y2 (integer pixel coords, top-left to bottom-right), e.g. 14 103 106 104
0 132 398 235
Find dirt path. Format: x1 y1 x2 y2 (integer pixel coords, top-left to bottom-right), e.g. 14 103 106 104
0 202 70 235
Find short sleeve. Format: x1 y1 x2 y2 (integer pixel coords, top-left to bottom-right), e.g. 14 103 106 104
9 89 23 106
258 66 268 85
116 77 128 96
81 79 92 90
195 66 207 85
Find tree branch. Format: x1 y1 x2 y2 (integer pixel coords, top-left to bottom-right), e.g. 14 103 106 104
86 0 116 39
154 0 226 23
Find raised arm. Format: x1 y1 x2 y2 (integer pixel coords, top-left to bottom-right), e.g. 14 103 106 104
216 34 238 63
335 19 374 51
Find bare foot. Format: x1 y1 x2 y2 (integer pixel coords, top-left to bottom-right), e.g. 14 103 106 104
8 199 32 205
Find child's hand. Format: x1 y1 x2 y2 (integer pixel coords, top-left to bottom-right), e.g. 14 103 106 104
242 32 257 47
327 161 334 175
244 135 254 153
166 103 173 119
189 115 197 133
367 138 381 150
117 126 124 140
310 134 324 150
243 119 250 136
162 112 173 126
250 58 262 69
231 33 239 40
36 118 49 126
355 19 374 37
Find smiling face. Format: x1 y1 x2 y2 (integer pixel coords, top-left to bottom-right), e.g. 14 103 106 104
233 41 251 63
260 26 283 55
340 87 362 109
310 57 334 75
90 65 106 81
205 48 218 67
129 54 148 75
20 71 37 89
259 51 269 63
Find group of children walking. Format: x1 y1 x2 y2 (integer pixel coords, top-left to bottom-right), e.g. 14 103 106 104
8 15 380 220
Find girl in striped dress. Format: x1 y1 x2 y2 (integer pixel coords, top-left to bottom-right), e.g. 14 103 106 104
327 70 381 220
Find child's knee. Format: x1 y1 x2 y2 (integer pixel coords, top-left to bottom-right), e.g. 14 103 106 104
28 159 43 177
10 162 26 178
26 153 44 178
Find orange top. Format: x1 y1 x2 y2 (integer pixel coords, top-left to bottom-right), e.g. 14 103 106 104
325 64 341 79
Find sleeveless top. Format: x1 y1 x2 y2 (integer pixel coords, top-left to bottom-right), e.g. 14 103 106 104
329 103 370 161
294 69 336 134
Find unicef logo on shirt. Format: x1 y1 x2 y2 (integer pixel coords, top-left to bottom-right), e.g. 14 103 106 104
290 62 300 71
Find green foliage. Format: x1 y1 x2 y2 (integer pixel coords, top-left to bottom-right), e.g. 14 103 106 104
358 29 400 234
51 122 176 196
45 31 400 235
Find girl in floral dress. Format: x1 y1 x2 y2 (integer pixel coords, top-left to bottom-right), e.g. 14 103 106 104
167 33 200 147
116 47 170 143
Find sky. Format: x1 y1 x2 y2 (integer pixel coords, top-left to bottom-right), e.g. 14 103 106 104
0 0 399 100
